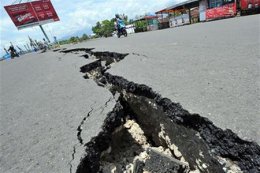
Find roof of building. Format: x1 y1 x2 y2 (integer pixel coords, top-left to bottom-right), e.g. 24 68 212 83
155 0 200 14
134 15 158 21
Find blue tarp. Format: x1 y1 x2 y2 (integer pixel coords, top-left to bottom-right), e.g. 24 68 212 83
0 53 11 61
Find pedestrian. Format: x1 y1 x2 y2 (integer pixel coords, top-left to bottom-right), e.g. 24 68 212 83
43 38 49 50
53 36 60 47
8 44 19 59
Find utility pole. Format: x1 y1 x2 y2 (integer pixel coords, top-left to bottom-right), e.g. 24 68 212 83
39 25 50 43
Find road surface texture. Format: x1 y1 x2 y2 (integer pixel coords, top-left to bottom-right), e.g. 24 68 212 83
69 15 260 143
0 52 116 173
0 15 259 173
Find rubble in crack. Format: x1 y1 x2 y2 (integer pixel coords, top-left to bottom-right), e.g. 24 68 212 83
75 98 193 173
100 119 189 173
60 48 260 173
101 74 260 173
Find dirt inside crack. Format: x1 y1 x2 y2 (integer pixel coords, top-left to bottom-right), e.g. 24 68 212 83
59 48 260 173
100 118 189 173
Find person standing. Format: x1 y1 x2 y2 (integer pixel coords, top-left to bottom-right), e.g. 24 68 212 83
43 38 49 49
115 14 123 30
53 36 60 47
8 44 19 59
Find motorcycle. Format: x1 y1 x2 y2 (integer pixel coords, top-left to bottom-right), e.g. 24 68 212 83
116 19 127 38
117 27 128 38
10 50 19 59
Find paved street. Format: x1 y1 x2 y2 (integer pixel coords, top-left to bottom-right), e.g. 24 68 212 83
0 52 116 173
74 14 260 143
0 14 259 172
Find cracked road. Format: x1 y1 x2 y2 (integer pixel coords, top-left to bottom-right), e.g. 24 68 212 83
0 52 115 173
67 15 260 144
0 15 259 172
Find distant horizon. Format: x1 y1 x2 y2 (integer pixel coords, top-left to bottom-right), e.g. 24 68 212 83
1 0 182 56
0 27 93 57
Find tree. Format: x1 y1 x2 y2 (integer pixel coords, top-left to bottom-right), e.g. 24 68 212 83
59 39 70 45
92 20 114 37
69 37 77 43
92 14 130 38
101 19 114 37
92 22 103 37
135 20 148 32
81 34 89 41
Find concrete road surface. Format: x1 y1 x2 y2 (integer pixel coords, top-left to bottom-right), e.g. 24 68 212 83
1 14 259 172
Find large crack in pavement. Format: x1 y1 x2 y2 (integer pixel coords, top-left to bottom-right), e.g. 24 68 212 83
60 48 260 173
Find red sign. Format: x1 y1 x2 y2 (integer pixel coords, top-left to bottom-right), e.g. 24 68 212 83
31 0 59 23
240 0 260 10
4 0 59 30
206 3 236 20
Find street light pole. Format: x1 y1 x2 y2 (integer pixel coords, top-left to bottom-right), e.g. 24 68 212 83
39 25 50 42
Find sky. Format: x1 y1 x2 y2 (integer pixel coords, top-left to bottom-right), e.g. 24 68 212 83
0 0 181 56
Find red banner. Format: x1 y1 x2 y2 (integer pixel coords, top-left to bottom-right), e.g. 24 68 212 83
240 0 260 10
31 0 59 23
206 3 236 20
4 0 59 30
4 2 38 28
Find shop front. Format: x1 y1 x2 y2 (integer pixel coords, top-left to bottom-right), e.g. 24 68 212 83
206 0 237 20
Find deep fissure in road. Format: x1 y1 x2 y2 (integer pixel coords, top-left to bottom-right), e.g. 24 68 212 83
61 48 260 173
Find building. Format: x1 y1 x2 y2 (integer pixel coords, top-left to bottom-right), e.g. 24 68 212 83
155 0 258 24
133 15 159 32
156 0 201 28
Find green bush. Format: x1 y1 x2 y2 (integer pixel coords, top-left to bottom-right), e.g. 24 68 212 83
134 20 147 32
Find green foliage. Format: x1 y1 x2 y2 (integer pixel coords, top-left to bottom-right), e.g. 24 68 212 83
92 20 114 37
58 33 89 45
69 36 78 43
102 19 114 37
92 22 102 37
81 34 89 41
59 39 70 45
92 14 129 37
135 20 147 29
134 20 148 33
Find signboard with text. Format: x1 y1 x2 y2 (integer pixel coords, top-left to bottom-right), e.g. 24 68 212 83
4 0 59 30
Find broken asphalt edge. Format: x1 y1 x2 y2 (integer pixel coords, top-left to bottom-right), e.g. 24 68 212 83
59 48 260 173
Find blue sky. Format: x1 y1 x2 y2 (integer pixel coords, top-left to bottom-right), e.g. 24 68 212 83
0 0 180 55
